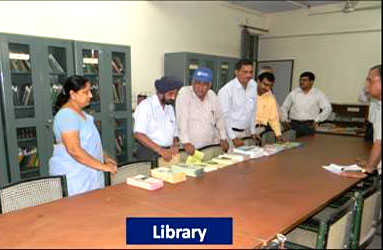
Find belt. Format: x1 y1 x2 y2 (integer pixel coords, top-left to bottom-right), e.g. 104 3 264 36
232 127 245 132
291 119 314 124
255 124 266 128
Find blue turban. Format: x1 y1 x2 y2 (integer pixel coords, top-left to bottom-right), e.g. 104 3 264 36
155 76 183 94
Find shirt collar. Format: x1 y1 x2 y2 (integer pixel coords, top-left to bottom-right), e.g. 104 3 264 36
298 87 315 94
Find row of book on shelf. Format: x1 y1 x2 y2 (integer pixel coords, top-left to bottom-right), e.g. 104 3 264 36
127 142 303 191
12 84 33 106
18 147 39 169
112 79 126 104
10 59 31 73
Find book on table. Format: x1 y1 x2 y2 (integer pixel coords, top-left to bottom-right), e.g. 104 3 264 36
234 146 265 158
170 164 204 177
151 167 186 184
322 164 363 174
126 174 163 190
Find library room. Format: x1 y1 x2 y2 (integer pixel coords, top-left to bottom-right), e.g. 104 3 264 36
0 1 381 249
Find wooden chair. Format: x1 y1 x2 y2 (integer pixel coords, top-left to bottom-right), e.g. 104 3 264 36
0 176 67 214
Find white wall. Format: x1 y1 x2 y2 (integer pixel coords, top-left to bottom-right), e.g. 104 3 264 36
258 1 381 104
0 1 265 105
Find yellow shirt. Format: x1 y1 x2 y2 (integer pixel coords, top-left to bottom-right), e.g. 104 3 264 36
255 92 282 137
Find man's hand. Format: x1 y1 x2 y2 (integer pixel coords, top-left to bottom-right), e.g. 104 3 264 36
276 136 286 143
220 140 229 152
338 171 367 179
251 134 261 146
232 138 244 148
281 122 290 131
159 148 173 162
170 143 179 155
355 158 367 168
183 143 195 155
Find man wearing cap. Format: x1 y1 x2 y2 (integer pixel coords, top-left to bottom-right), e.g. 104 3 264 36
218 59 257 149
254 72 284 142
280 71 332 137
176 67 229 155
134 76 182 163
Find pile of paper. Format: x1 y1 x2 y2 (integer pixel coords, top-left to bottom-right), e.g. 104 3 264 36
126 174 163 190
234 146 265 158
263 144 285 156
151 167 186 184
322 164 363 174
171 163 204 177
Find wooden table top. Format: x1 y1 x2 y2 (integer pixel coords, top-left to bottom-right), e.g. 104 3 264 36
0 134 371 249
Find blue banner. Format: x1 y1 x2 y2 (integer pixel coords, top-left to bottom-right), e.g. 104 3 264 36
126 217 233 244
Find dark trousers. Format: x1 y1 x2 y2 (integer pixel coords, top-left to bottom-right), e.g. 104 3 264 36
136 142 158 168
290 120 315 138
364 121 373 142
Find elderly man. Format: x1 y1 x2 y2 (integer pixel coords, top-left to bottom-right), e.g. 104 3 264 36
218 59 257 149
134 76 182 163
341 65 381 178
280 71 332 137
254 72 283 142
176 67 229 155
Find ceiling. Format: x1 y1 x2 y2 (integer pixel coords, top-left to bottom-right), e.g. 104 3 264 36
228 0 344 13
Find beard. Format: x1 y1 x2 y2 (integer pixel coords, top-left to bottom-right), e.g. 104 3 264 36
164 99 175 105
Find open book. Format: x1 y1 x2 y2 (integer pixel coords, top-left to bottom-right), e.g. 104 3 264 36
322 164 364 174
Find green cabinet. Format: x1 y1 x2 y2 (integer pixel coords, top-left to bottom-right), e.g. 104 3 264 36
0 95 8 187
0 33 133 186
164 52 238 92
74 42 133 164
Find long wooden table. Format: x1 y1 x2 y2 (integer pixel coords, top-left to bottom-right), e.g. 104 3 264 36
0 134 371 249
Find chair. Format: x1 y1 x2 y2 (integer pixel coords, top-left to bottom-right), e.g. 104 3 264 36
350 178 381 248
108 160 152 186
281 129 296 141
261 131 276 146
285 196 357 249
199 144 224 162
243 136 257 146
0 176 67 214
157 150 188 167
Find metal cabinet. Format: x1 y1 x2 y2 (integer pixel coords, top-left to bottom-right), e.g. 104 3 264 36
74 42 133 163
0 33 133 185
164 52 238 92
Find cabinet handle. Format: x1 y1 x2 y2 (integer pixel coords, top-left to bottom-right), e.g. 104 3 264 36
45 119 53 128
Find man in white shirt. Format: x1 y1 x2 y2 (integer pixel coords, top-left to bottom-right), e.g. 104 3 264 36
176 67 229 155
341 65 381 178
280 71 332 137
218 59 257 149
134 76 182 164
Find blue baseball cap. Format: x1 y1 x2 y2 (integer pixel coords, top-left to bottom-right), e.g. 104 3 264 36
192 67 213 83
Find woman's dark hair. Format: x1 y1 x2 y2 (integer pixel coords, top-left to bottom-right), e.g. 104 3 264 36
54 75 89 114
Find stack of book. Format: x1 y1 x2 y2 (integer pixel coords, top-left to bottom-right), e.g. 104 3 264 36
202 160 228 169
234 146 265 159
186 162 218 172
211 156 238 167
151 167 187 184
126 175 163 190
322 164 363 175
218 153 249 162
170 164 204 177
263 144 285 156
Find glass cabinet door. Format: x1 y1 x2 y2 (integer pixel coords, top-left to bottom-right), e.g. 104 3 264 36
9 43 35 119
82 49 101 113
187 58 199 85
111 52 127 111
114 118 128 163
0 88 8 186
17 127 40 179
217 61 230 91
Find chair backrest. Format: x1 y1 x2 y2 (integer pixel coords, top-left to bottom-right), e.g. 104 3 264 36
281 129 296 141
0 176 67 214
242 136 256 146
199 144 224 162
286 196 356 249
351 181 380 248
110 161 152 186
261 131 276 146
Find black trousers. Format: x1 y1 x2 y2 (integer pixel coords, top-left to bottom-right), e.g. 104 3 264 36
290 120 315 138
136 142 159 168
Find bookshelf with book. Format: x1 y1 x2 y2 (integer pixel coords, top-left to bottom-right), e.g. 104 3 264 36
0 33 75 185
0 33 132 186
164 52 238 93
74 42 133 164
